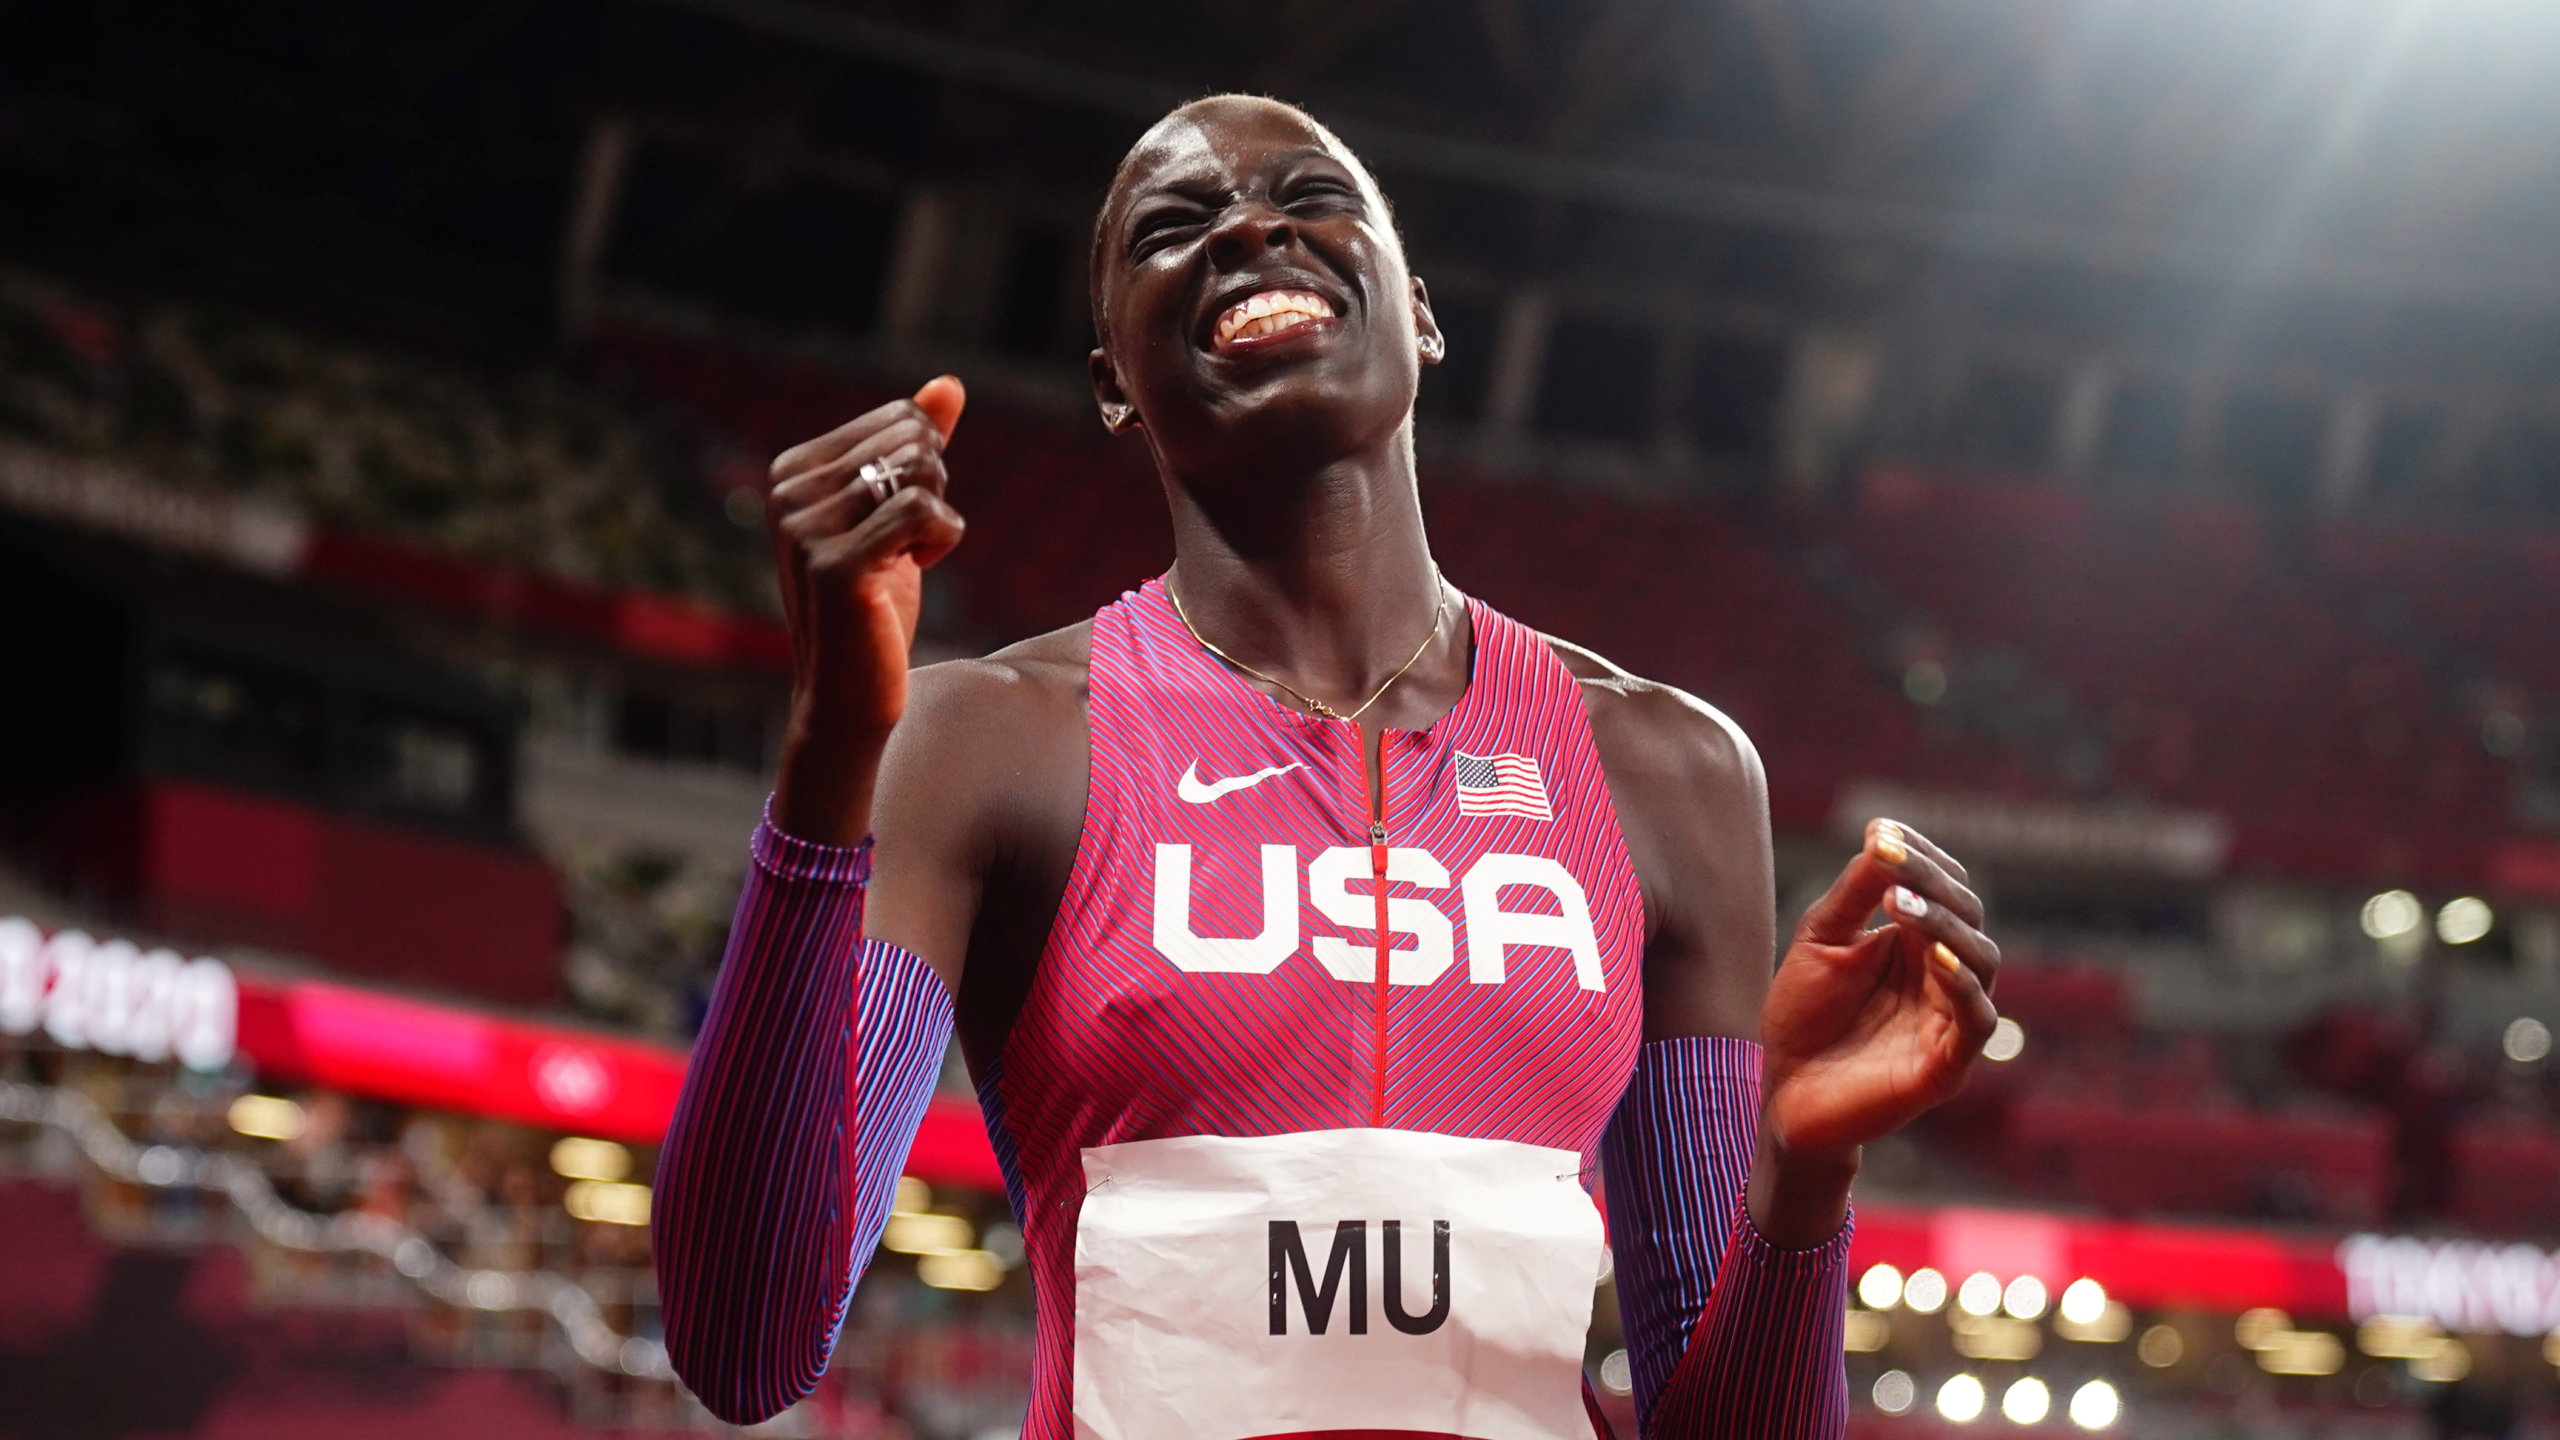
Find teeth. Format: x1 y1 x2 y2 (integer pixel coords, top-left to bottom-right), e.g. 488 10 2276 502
1214 290 1336 346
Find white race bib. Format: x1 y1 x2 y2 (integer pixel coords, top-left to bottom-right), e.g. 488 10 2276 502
1072 1128 1605 1440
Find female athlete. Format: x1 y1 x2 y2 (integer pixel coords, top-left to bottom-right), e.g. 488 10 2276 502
654 95 2000 1440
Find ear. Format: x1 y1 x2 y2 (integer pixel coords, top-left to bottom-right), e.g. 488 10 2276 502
1089 346 1142 432
1409 275 1445 366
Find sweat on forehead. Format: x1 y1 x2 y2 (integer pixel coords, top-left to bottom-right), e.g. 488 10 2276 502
1100 96 1379 232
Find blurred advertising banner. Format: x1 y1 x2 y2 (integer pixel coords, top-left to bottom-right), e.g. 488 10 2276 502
0 913 1000 1190
1835 782 2231 877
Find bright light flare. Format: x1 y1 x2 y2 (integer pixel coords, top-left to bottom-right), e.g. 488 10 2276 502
1936 1373 1986 1424
2003 1275 2048 1320
1983 1017 2026 1062
2001 1377 2050 1425
2507 1018 2552 1064
2438 897 2493 945
2058 1278 2108 1327
1872 1370 1916 1414
1859 1263 1905 1310
2068 1380 2121 1430
1903 1267 1949 1314
2362 890 2422 939
1958 1271 2004 1317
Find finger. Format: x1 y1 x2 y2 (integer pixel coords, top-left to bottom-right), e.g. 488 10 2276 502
768 399 943 484
1924 945 2000 1060
1866 820 1984 929
1797 848 1898 947
913 375 965 442
1873 817 1968 885
811 486 968 579
1880 885 2000 996
771 418 940 513
776 443 951 547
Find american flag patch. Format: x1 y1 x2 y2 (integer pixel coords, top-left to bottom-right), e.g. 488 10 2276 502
1453 750 1552 822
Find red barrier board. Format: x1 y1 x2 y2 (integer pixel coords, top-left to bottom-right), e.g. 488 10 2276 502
229 974 1004 1191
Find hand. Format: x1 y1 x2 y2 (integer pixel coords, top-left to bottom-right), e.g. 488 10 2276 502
1759 818 2000 1164
766 377 968 843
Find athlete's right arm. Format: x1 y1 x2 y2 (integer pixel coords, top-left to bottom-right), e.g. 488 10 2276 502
652 383 979 1424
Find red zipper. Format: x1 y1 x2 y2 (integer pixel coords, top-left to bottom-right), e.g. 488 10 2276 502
1364 729 1391 1129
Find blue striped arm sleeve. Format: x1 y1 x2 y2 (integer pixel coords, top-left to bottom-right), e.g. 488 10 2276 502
1600 1036 1852 1440
653 807 952 1426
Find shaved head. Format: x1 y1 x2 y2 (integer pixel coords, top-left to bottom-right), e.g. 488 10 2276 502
1089 95 1395 347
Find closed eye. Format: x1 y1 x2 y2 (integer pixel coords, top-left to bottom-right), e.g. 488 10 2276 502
1127 205 1209 259
1282 177 1360 214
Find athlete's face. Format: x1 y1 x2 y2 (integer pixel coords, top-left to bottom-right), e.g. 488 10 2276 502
1089 98 1441 475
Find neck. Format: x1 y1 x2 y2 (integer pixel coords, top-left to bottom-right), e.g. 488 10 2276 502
1160 422 1448 707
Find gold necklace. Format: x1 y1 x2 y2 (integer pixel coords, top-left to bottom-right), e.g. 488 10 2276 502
1164 570 1449 722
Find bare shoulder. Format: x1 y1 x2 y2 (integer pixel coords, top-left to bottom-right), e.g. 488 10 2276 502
1540 635 1774 1033
1539 633 1764 810
880 619 1093 840
905 620 1094 731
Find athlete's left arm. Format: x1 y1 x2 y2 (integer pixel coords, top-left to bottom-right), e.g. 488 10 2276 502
1562 643 1999 1439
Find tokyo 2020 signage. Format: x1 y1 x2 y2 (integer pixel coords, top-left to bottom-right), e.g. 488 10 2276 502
0 916 237 1071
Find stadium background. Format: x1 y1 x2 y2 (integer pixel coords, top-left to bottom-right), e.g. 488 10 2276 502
5 1 2560 1436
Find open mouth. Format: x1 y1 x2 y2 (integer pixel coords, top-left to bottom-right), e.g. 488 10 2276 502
1210 289 1338 351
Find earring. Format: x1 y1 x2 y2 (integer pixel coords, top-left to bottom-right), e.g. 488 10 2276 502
1417 336 1444 362
1103 403 1136 430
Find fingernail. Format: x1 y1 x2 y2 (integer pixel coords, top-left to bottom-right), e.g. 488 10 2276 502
1932 942 1963 973
1870 821 1907 865
1893 886 1928 918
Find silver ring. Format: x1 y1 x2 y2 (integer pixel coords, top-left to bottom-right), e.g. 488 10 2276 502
856 459 899 506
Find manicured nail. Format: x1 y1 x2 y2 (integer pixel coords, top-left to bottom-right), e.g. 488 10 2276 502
1893 886 1928 918
1932 942 1963 973
1870 821 1908 865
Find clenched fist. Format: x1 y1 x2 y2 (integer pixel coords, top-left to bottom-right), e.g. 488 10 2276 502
766 376 968 844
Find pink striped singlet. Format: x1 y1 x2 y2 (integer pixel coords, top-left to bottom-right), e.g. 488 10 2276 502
978 578 1647 1440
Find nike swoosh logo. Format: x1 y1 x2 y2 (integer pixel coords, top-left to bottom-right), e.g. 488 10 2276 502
1176 759 1306 804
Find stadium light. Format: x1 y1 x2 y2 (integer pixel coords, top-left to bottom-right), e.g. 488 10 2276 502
1871 1370 1916 1414
548 1136 630 1182
2234 1307 2292 1350
2067 1380 2121 1430
1936 1373 1987 1424
2057 1278 2108 1327
2409 1338 2471 1383
1958 1271 2005 1316
2358 1315 2443 1359
883 1212 974 1255
1598 1350 1633 1395
1845 1310 1892 1352
563 1179 651 1226
2002 1275 2048 1320
227 1093 304 1141
2255 1331 2345 1376
917 1249 1004 1291
2437 897 2493 945
2136 1325 2184 1368
895 1175 932 1214
2506 1018 2553 1064
1859 1262 1905 1310
1903 1267 1949 1314
1983 1017 2026 1062
2000 1377 2050 1425
2361 890 2422 940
